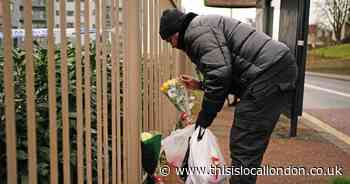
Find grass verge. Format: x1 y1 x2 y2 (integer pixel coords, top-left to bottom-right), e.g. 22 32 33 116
312 44 350 59
329 176 350 184
306 44 350 75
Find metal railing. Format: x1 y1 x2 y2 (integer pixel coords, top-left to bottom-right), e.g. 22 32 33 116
0 0 193 183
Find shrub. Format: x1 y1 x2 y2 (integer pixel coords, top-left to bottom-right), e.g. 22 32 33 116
0 41 104 183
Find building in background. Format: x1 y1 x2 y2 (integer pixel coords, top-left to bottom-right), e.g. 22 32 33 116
54 0 96 29
11 0 47 29
0 0 124 47
54 0 115 29
1 0 46 46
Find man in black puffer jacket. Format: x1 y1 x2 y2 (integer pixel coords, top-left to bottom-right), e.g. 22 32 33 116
159 9 298 184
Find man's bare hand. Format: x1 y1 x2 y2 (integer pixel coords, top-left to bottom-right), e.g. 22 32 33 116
179 74 201 90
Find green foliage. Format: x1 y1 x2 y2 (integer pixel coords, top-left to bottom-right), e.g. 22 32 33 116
312 44 350 59
329 177 350 184
0 41 112 183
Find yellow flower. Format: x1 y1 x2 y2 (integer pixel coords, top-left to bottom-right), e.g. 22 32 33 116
141 132 153 141
160 86 165 92
160 81 169 92
168 79 177 86
160 79 179 92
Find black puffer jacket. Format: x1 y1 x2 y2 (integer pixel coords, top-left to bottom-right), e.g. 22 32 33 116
180 14 293 128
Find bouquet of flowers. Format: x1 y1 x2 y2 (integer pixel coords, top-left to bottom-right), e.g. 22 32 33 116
160 79 191 114
161 79 195 128
141 132 163 184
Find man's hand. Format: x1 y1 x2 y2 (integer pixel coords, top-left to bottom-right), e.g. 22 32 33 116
179 74 201 90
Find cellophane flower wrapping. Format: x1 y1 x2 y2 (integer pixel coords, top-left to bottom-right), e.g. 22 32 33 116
160 79 191 113
141 132 162 184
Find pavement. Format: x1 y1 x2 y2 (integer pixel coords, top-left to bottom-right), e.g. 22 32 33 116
209 105 350 184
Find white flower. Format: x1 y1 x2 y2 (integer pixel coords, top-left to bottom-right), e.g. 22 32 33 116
189 103 194 109
168 88 177 98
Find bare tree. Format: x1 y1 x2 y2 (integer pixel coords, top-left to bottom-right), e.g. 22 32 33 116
321 0 350 42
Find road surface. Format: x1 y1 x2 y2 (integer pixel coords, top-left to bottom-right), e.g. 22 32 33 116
303 74 350 136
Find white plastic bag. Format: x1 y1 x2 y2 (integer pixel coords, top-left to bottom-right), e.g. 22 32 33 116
186 128 226 184
161 125 195 167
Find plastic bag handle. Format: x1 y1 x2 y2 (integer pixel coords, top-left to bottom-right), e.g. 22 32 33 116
197 127 206 141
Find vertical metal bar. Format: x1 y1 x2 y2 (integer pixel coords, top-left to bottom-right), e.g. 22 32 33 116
158 2 161 132
162 41 166 133
95 0 103 182
160 1 164 132
111 1 116 183
60 0 71 182
122 0 129 182
137 0 144 172
124 0 141 182
154 0 160 130
290 0 311 137
157 0 162 131
83 0 92 183
159 6 163 133
167 50 170 133
159 45 163 133
172 49 176 127
111 0 118 183
162 44 167 134
23 0 37 183
163 6 168 133
145 57 151 131
114 2 122 184
297 0 310 117
161 3 166 133
101 0 109 182
121 1 130 182
170 46 175 130
2 0 17 183
75 0 84 183
84 1 92 183
164 15 168 134
47 0 58 183
143 0 150 131
149 0 155 130
166 45 171 132
142 0 149 132
165 42 169 133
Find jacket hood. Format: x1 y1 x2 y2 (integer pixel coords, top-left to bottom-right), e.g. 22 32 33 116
177 12 198 50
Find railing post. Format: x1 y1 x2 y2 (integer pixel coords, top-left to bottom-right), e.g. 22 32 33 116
124 0 142 183
23 0 37 183
83 0 93 183
47 0 58 183
74 0 84 183
2 0 17 183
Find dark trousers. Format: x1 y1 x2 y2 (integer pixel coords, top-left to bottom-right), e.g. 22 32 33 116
229 52 298 184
